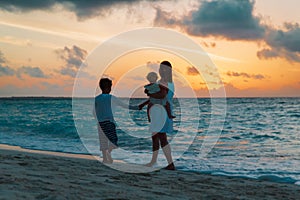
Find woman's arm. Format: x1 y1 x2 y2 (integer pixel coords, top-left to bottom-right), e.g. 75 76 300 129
146 84 168 99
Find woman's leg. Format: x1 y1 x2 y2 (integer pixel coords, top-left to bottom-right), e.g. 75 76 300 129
159 132 175 170
146 132 160 166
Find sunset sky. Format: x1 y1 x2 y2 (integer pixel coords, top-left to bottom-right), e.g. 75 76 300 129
0 0 299 97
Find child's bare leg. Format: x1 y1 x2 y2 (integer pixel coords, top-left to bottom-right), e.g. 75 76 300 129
106 151 113 164
107 144 117 164
165 101 175 119
102 150 110 163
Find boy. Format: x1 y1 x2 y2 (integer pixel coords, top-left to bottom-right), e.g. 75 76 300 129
138 72 175 122
95 78 137 163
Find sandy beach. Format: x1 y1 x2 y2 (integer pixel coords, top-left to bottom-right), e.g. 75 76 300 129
1 145 300 200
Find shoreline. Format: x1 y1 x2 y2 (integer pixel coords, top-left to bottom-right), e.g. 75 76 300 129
1 144 300 199
1 144 299 184
0 144 95 160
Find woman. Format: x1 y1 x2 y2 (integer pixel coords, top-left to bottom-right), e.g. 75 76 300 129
146 60 175 170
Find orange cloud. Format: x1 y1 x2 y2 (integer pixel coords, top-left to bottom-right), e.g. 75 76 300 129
186 66 200 76
194 83 300 97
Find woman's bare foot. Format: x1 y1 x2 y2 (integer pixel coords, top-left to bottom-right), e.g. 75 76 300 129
145 162 156 167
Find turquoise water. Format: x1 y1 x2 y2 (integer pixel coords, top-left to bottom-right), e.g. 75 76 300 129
0 97 299 184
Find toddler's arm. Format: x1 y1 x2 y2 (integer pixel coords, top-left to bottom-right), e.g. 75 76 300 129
146 84 168 99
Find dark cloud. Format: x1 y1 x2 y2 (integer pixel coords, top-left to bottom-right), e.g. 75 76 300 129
0 0 160 20
186 66 199 76
267 25 300 53
0 50 15 77
59 67 77 78
0 65 15 77
257 48 300 63
154 0 266 40
257 48 279 60
226 71 265 80
17 66 48 79
0 0 54 12
283 22 299 30
55 45 88 77
56 45 87 69
258 24 300 62
154 0 300 63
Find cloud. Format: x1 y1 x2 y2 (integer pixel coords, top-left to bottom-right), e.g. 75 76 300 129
59 67 77 78
153 0 300 63
201 41 216 48
0 65 15 77
194 83 300 97
154 0 266 40
186 66 199 76
17 66 49 79
77 71 97 80
226 71 265 80
56 45 87 69
0 83 71 97
0 0 159 20
0 50 15 77
156 0 300 62
269 23 300 53
0 50 6 64
146 61 160 71
257 48 279 60
257 23 300 62
0 50 50 79
55 45 88 78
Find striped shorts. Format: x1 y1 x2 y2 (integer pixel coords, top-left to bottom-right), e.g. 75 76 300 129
98 121 118 151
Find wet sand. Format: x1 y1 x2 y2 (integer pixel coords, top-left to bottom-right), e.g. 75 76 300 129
1 145 300 200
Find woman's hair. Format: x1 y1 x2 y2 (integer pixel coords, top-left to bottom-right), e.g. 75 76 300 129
159 60 173 83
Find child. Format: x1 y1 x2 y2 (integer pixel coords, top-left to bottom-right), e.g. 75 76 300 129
139 72 175 122
94 78 137 163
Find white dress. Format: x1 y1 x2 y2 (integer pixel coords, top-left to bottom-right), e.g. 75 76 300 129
149 82 174 133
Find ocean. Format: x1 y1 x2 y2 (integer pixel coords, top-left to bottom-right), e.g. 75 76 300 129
1 97 299 184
